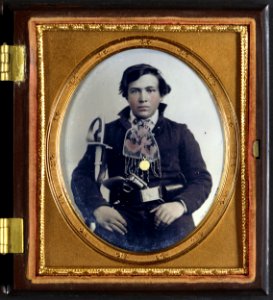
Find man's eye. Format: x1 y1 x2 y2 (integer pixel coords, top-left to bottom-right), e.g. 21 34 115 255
129 89 139 94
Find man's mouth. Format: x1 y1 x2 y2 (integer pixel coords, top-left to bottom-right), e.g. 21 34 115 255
138 106 150 111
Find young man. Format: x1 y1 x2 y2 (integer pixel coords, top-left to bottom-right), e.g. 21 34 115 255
71 64 212 252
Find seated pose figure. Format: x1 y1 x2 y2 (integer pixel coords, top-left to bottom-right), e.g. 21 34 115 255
71 64 212 252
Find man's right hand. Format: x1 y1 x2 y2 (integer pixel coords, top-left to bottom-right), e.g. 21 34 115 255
93 206 127 235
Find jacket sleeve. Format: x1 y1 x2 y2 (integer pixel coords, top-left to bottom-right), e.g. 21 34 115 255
174 125 212 214
71 145 109 226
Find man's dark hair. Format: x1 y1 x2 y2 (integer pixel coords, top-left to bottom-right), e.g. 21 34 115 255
119 64 171 99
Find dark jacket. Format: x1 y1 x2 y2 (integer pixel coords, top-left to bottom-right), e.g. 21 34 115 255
71 104 212 226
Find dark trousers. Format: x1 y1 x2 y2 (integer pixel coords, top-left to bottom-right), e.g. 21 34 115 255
94 203 195 252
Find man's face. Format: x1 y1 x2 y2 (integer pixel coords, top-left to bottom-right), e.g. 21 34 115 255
127 74 162 119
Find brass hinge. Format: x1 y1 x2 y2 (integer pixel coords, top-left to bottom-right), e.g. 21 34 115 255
0 218 24 254
0 44 25 82
253 140 260 159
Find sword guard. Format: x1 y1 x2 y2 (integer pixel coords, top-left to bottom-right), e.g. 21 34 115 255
87 116 104 143
87 142 112 149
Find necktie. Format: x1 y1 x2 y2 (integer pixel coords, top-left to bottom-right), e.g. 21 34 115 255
123 118 161 179
133 118 153 131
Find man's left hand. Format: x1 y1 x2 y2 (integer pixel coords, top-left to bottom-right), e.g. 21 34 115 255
150 202 185 228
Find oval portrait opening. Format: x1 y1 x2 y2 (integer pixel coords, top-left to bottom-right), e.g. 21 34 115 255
58 47 226 254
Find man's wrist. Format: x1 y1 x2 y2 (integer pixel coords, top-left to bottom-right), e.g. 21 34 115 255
178 200 188 214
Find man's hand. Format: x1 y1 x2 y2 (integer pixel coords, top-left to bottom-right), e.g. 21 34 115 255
150 202 185 228
93 206 127 235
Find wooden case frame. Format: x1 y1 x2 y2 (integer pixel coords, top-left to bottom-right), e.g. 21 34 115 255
5 6 269 295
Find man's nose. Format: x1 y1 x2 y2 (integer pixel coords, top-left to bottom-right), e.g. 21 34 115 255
139 89 149 102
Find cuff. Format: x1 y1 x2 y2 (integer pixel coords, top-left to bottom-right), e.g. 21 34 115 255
178 200 188 214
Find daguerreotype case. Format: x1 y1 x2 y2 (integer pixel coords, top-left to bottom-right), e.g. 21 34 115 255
0 1 270 297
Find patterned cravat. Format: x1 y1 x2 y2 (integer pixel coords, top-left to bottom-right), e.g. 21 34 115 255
123 118 161 178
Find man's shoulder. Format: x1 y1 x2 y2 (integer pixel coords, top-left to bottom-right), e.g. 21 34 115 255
161 117 196 142
162 117 188 131
106 118 120 128
105 118 124 138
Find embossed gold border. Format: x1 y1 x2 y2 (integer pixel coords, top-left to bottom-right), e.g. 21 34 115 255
42 24 245 272
27 18 256 283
